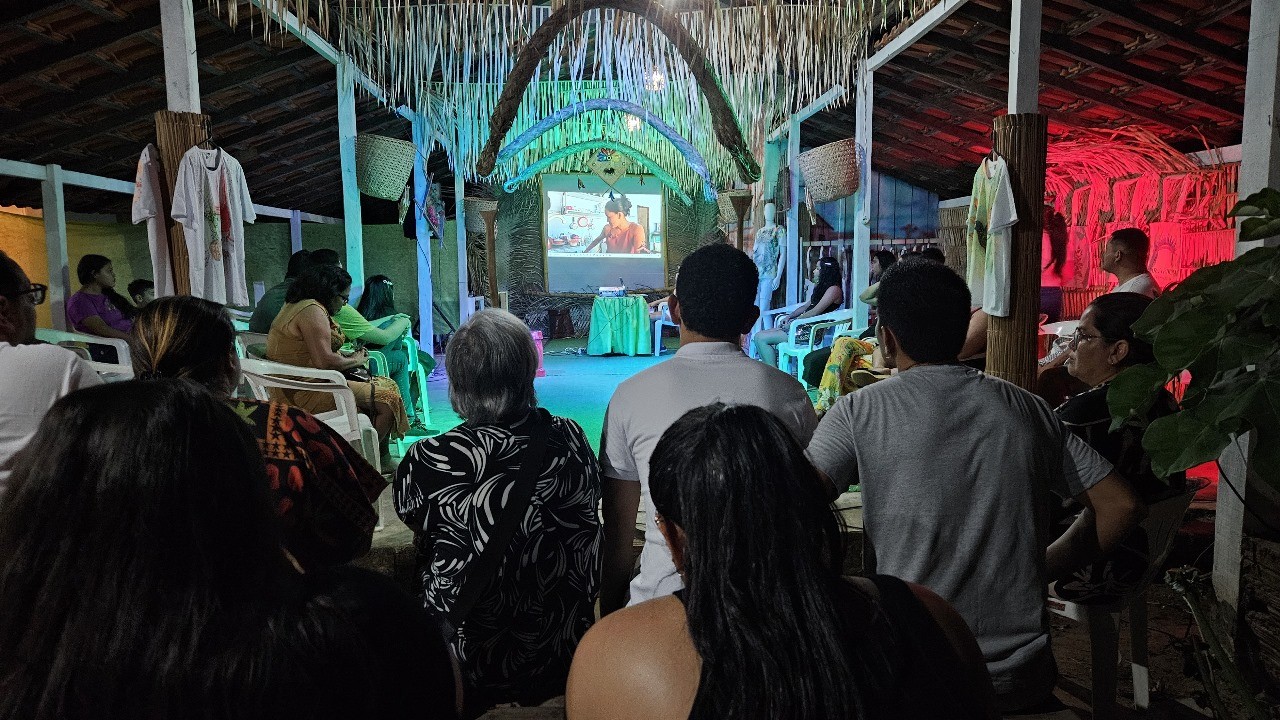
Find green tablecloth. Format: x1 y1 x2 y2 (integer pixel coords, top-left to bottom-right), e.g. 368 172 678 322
587 295 652 356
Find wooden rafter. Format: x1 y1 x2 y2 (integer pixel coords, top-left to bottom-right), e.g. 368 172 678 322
0 5 164 84
1070 0 1246 69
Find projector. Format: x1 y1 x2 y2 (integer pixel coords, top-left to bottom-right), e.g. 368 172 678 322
597 286 626 297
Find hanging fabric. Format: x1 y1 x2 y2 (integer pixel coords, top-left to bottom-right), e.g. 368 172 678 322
171 146 256 306
131 144 174 297
964 155 1019 317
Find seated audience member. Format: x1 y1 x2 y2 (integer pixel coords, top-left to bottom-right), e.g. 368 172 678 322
1102 227 1160 298
396 308 601 715
568 404 998 720
753 256 843 367
356 274 401 322
600 244 817 616
1051 292 1186 603
249 248 312 333
128 278 155 308
811 335 884 416
0 380 457 720
0 251 101 493
132 296 386 570
806 259 1142 713
266 264 408 454
66 254 135 361
309 255 418 427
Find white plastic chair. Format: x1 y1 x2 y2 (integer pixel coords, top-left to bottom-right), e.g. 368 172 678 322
238 357 381 476
227 307 253 332
652 301 677 357
88 360 133 381
35 328 132 366
1047 486 1199 719
235 331 270 359
749 301 806 359
402 335 431 421
775 308 859 381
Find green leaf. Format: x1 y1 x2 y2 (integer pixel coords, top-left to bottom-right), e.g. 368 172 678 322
1216 331 1278 370
1107 364 1171 432
1229 187 1280 217
1143 410 1233 478
1263 301 1280 328
1239 216 1280 243
1150 302 1227 371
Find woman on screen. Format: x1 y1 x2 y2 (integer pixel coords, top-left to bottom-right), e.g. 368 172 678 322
583 196 648 254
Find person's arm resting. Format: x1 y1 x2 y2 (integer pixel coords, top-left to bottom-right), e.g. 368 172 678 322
1046 471 1143 580
80 315 132 341
805 403 860 502
600 475 641 616
358 315 411 346
298 306 365 371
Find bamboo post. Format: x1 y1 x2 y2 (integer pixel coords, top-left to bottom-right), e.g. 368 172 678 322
482 207 499 308
154 110 206 295
730 194 752 250
985 113 1048 391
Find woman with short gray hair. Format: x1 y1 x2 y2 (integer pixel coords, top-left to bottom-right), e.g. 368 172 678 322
395 309 601 717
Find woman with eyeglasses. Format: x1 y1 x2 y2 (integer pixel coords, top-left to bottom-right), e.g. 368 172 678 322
1049 291 1187 604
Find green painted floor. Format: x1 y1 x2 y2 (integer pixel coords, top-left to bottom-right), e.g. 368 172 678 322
420 337 677 451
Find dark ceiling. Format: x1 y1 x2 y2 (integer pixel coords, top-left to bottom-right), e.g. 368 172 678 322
0 0 1251 221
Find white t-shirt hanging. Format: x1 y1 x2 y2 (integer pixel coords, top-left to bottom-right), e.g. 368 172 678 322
171 147 256 305
964 157 1018 317
131 144 173 297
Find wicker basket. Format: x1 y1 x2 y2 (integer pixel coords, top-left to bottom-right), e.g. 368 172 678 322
797 138 862 204
463 197 498 234
716 189 753 224
355 134 415 201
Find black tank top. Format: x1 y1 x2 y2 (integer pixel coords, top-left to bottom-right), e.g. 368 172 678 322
676 574 990 719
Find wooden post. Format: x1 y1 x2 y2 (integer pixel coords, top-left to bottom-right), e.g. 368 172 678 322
337 58 364 298
289 209 303 253
786 116 801 305
411 112 435 352
1215 0 1280 610
154 110 205 295
454 171 470 326
729 194 752 251
159 0 200 113
852 62 874 326
1007 0 1042 113
41 164 69 330
984 114 1048 391
482 207 499 308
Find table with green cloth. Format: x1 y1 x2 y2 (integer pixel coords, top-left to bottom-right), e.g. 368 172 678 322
587 294 652 356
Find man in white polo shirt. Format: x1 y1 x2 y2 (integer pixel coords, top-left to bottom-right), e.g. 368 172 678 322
598 244 818 614
0 251 102 495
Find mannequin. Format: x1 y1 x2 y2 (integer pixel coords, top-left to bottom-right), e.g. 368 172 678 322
752 202 785 315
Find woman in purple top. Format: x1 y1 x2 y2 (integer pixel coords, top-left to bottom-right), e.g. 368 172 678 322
66 255 135 337
66 255 136 362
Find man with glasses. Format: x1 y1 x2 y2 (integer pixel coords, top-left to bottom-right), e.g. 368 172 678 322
0 251 101 493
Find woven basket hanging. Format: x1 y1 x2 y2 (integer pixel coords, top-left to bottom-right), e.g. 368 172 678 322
463 197 498 234
354 134 416 201
797 138 862 204
717 189 753 224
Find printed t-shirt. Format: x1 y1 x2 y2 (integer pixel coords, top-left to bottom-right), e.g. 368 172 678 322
806 364 1112 710
965 157 1019 317
600 341 818 606
171 147 256 305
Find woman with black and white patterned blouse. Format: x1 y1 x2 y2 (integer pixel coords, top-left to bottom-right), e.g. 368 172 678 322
395 309 601 717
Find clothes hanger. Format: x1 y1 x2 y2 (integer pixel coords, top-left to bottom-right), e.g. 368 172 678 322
198 117 223 169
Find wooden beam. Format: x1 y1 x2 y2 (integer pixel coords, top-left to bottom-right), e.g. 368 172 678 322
411 112 435 346
0 1 75 27
1072 0 1246 69
851 62 872 326
28 46 316 156
868 0 970 71
0 5 162 82
888 55 1008 106
768 85 847 141
962 4 1243 117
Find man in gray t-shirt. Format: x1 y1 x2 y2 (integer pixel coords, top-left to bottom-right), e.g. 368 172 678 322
807 260 1141 712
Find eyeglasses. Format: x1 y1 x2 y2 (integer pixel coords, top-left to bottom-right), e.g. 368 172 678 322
2 283 47 306
1069 329 1112 346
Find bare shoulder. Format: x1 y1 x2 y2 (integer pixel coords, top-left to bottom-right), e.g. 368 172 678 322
567 597 699 720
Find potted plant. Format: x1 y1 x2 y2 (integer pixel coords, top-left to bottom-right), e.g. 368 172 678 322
1106 188 1280 490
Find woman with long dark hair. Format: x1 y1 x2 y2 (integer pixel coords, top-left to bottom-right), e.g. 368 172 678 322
65 254 136 353
566 404 996 720
753 255 844 367
0 380 457 720
356 274 398 321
